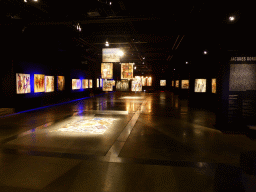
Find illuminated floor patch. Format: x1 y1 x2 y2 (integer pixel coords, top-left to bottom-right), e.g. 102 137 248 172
84 110 128 115
49 117 118 134
119 96 145 100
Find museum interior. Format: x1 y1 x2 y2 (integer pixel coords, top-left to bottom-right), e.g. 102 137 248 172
1 1 256 191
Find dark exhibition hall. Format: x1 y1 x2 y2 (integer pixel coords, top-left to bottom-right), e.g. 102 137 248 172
1 1 256 191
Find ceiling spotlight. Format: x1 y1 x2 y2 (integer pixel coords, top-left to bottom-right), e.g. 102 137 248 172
109 2 112 5
33 0 38 1
118 50 124 56
229 16 235 21
186 61 188 64
134 66 136 70
105 41 109 47
24 0 27 2
143 57 145 59
203 50 208 55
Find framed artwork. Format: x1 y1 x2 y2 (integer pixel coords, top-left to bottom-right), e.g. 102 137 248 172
103 79 113 91
172 80 174 87
89 79 93 88
212 78 216 93
142 77 147 86
181 80 189 89
16 73 31 94
82 79 88 89
57 76 65 91
101 63 113 79
72 79 81 90
147 77 152 86
132 78 142 91
195 79 206 92
102 48 121 63
100 78 102 87
97 78 99 88
34 74 45 93
160 80 166 86
175 80 179 88
45 76 54 92
121 63 134 79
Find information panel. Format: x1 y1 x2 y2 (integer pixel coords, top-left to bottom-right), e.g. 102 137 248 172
34 74 45 93
16 73 31 94
101 63 113 79
121 63 134 79
195 79 206 92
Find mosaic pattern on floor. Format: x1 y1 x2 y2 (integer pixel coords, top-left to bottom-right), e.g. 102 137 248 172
50 117 118 134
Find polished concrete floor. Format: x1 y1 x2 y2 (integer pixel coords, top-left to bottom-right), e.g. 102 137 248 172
0 91 256 191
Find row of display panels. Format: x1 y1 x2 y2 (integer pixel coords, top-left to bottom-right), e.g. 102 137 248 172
103 76 153 92
101 63 135 80
16 73 102 94
160 79 216 93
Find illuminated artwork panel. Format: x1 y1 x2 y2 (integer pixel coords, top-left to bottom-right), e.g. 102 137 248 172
57 76 65 91
45 76 54 92
102 48 121 63
181 80 189 89
16 73 31 94
121 63 134 79
142 77 147 86
160 80 166 86
34 74 45 93
100 78 102 87
172 80 174 87
175 80 179 88
103 79 113 91
89 79 93 88
195 79 207 92
116 80 129 91
147 77 152 86
132 78 142 92
97 78 99 88
101 63 113 79
72 79 81 90
212 78 216 93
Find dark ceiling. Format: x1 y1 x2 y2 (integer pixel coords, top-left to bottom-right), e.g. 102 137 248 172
1 1 256 75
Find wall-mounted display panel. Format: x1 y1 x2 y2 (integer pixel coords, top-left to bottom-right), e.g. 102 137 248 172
72 79 81 90
195 79 206 92
100 78 102 88
175 80 179 88
34 74 45 93
132 78 142 92
97 78 99 88
45 76 54 92
82 79 88 89
103 79 113 91
212 78 216 93
147 77 152 86
16 73 31 94
89 79 93 88
142 77 147 86
172 80 174 87
101 63 113 79
181 80 189 89
121 63 134 79
57 76 65 91
160 80 166 86
116 80 129 91
102 48 121 62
